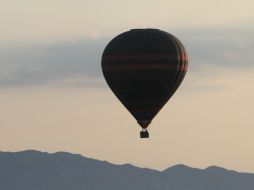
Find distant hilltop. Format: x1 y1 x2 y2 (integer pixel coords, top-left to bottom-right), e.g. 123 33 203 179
0 150 254 190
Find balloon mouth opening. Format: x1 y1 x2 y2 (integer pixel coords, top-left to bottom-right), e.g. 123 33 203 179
137 120 151 129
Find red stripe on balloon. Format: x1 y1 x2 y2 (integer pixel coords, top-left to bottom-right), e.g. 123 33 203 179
102 63 187 71
104 54 188 61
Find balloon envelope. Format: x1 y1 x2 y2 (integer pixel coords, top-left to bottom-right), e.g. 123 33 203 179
101 29 188 129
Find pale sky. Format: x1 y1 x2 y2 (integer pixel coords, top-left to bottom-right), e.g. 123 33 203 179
0 0 254 172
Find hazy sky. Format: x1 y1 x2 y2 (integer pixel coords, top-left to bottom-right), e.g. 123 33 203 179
1 0 254 172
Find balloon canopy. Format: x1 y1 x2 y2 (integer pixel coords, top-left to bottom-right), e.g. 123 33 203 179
101 29 188 136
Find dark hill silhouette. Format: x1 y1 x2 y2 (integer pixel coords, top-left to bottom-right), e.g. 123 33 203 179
0 150 253 190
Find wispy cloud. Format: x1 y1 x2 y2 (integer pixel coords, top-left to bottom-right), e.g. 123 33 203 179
0 39 108 86
0 27 253 87
182 27 254 70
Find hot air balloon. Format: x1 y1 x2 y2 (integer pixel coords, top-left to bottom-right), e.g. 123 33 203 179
101 29 188 138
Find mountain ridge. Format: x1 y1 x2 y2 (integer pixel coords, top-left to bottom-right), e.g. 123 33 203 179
0 150 253 190
0 150 240 172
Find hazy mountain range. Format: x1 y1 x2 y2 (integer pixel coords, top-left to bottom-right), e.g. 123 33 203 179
0 150 253 190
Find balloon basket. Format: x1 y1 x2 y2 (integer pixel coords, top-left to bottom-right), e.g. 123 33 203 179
140 129 149 138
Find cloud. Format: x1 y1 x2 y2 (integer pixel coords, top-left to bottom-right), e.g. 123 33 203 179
180 27 254 71
0 27 253 87
0 39 108 86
